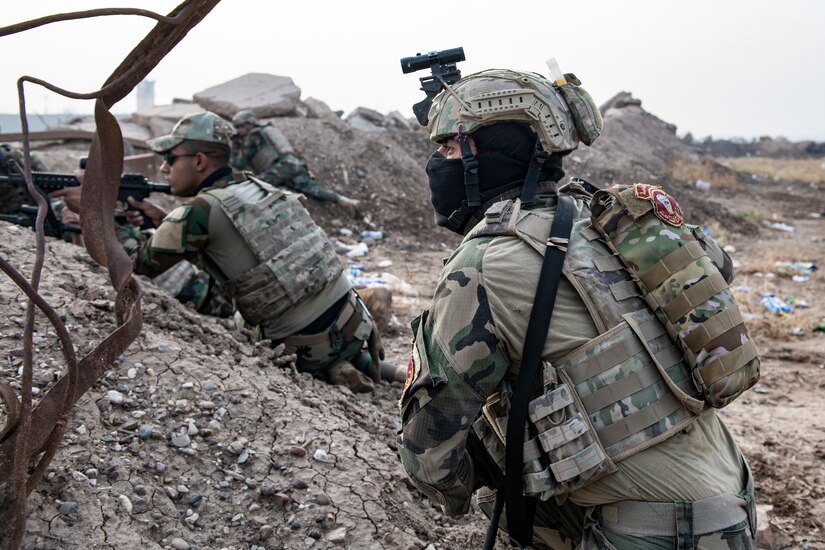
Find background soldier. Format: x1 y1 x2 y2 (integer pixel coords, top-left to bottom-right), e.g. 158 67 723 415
71 111 400 392
230 110 361 215
397 68 757 549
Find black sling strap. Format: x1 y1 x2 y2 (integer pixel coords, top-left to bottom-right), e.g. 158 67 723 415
504 194 575 548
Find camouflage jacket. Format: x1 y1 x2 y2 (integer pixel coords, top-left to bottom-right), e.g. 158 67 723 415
230 124 340 203
398 193 744 516
117 168 349 339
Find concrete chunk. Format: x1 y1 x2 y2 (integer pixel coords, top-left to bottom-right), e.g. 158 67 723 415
193 73 301 118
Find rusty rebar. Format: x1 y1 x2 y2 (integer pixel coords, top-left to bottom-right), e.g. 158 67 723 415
0 2 222 547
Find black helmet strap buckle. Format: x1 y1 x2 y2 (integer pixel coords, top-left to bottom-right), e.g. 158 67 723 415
520 139 550 205
457 131 481 208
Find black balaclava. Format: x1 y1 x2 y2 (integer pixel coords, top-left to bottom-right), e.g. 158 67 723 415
426 122 564 234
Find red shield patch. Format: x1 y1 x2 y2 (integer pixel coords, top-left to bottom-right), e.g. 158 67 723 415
634 183 683 226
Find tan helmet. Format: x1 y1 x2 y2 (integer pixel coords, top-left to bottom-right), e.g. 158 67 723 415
427 69 601 153
232 109 258 127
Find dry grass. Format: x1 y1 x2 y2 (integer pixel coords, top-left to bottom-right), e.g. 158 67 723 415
668 158 742 189
735 242 815 275
717 157 825 184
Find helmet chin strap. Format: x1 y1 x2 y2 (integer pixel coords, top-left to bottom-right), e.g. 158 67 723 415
456 130 481 208
520 139 550 205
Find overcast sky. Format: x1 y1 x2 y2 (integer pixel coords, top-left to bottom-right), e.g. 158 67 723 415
1 0 823 140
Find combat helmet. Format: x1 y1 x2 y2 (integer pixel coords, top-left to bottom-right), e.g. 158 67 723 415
232 109 258 127
427 69 599 154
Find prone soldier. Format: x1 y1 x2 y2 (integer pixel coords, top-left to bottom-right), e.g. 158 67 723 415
230 110 361 215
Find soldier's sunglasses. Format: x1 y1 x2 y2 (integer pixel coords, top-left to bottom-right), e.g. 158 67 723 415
162 152 198 166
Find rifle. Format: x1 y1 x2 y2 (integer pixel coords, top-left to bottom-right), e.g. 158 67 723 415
0 160 171 230
0 204 81 238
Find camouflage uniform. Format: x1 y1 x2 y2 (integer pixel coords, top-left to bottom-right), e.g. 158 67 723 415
230 122 342 203
398 193 755 549
120 223 233 317
120 112 377 377
399 66 755 548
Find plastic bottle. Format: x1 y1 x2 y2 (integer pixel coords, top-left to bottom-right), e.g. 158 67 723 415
360 230 384 240
545 57 567 85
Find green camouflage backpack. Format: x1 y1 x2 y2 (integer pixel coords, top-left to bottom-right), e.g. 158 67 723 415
590 183 760 407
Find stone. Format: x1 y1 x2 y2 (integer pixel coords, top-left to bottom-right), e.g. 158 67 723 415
171 434 191 448
58 501 78 516
193 73 302 118
169 537 190 550
288 445 307 457
326 527 347 544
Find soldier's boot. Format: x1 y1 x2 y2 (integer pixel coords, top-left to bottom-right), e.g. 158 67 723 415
356 286 392 333
353 352 406 384
326 360 375 393
379 361 407 383
338 196 362 218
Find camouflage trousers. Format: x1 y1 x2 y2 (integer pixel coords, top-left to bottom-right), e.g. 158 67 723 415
259 154 341 203
281 290 374 375
580 463 756 550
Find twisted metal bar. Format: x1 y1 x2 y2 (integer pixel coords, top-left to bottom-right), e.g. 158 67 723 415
0 2 222 547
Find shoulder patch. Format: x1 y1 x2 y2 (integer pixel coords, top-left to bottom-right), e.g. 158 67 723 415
633 183 683 227
150 205 191 253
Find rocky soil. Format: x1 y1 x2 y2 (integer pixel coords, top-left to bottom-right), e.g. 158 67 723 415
1 94 824 550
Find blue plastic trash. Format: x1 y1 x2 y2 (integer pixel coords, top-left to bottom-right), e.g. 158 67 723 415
760 294 792 315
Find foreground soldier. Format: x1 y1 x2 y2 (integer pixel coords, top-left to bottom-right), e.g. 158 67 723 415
230 110 361 214
114 111 399 391
397 68 758 549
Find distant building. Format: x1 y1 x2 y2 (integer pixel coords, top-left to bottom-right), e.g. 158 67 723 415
137 80 155 112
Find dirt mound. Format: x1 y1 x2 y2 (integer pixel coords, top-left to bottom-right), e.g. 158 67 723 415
0 226 488 549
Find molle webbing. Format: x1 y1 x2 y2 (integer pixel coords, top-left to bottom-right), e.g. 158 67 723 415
590 184 760 408
469 194 703 501
208 182 342 326
249 125 294 173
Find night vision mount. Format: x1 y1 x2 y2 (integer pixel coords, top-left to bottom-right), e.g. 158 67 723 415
400 47 465 126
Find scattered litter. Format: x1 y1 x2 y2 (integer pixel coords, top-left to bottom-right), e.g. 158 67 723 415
733 285 752 293
752 385 771 394
790 327 805 337
348 271 417 296
695 179 711 191
313 449 328 461
814 323 825 333
360 230 384 240
344 242 369 257
377 259 393 268
760 294 792 315
768 222 795 233
776 261 816 281
337 228 353 237
723 244 736 254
